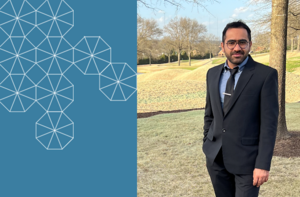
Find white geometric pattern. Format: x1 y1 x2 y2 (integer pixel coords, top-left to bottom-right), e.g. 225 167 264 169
0 0 137 150
100 63 137 101
74 36 111 75
36 112 74 150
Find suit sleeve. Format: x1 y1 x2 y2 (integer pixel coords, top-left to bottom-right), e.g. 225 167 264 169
203 69 214 143
255 68 279 171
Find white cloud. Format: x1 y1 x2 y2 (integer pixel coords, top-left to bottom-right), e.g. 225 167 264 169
202 21 215 25
248 13 254 18
158 10 165 13
234 7 248 14
231 6 248 18
222 18 229 23
157 16 164 23
248 0 267 4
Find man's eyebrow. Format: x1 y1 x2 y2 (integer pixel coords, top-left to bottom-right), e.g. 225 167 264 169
227 39 248 42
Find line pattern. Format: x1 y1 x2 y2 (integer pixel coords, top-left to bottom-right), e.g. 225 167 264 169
0 0 136 150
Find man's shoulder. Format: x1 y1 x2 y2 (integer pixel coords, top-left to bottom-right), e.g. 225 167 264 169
252 60 278 75
207 63 224 74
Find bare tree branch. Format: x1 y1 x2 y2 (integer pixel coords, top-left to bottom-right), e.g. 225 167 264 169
138 0 219 15
289 10 300 17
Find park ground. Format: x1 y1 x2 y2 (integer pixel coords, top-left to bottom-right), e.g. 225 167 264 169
137 52 300 196
137 52 300 113
138 103 300 197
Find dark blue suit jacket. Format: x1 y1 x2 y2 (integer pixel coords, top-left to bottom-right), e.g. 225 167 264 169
202 54 279 174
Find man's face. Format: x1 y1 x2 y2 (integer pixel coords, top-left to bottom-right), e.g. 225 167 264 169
221 28 252 65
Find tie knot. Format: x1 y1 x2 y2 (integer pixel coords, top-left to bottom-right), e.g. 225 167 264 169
225 66 239 76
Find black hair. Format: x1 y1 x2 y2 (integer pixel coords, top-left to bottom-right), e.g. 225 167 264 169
222 20 251 43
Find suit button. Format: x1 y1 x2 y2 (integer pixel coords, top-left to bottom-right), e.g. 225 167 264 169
223 129 226 133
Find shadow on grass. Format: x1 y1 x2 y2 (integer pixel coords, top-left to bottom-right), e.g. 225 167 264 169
274 131 300 158
137 108 204 119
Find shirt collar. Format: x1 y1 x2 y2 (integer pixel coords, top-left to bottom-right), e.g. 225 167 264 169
224 55 249 72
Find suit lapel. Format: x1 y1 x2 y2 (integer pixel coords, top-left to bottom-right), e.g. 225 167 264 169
212 64 224 118
223 55 256 118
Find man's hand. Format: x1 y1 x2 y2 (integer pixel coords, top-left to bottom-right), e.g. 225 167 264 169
253 168 269 187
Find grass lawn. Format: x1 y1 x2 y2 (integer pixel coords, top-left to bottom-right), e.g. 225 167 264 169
138 102 300 196
286 56 300 72
167 67 199 71
262 58 300 72
212 58 226 64
246 54 300 72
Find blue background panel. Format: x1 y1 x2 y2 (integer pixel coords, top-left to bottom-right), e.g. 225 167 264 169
0 0 137 196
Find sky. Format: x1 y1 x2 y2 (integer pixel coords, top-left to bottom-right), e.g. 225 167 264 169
138 0 271 41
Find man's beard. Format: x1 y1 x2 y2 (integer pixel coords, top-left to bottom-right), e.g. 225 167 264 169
225 50 248 65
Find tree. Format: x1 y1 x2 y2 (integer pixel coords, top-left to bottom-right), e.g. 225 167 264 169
164 17 187 66
269 0 291 139
183 18 207 66
203 34 218 60
143 39 160 66
286 1 300 51
137 16 162 56
159 36 174 63
252 31 271 52
137 16 162 65
248 0 300 31
137 0 219 13
287 0 300 31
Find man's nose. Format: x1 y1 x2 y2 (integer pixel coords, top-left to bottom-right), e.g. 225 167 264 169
233 43 242 51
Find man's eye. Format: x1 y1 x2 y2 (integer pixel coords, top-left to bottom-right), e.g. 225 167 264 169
239 41 247 44
228 41 235 45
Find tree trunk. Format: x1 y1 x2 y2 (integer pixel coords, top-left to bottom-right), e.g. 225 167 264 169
188 51 191 66
297 35 300 51
178 49 181 66
168 53 170 63
270 0 290 139
149 55 151 66
291 37 294 52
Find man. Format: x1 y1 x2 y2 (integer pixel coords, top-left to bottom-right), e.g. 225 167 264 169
202 20 279 197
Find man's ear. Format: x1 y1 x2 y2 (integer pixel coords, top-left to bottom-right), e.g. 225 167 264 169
221 42 224 52
249 41 252 50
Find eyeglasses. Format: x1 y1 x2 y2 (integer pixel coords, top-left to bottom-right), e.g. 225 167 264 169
226 40 249 50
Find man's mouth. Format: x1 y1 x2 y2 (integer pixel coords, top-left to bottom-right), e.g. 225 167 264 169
232 53 242 57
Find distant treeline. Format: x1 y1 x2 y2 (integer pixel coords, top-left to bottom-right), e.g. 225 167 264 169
138 52 214 65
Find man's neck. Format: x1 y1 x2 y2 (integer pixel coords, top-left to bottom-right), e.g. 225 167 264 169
226 60 239 69
226 56 248 69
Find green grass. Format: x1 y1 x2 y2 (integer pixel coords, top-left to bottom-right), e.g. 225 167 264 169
212 58 226 64
239 54 300 72
167 59 200 64
262 62 269 66
263 58 300 72
286 57 300 72
167 67 199 71
138 102 300 196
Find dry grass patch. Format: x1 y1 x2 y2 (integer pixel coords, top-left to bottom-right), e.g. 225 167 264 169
252 54 270 64
138 65 167 74
293 67 300 75
137 69 190 81
174 64 216 82
286 72 300 103
287 51 300 58
138 80 206 113
138 103 300 197
137 52 300 113
137 59 212 74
